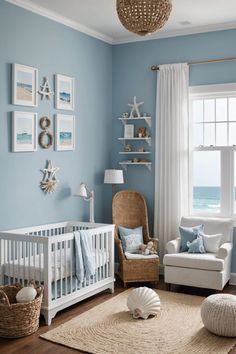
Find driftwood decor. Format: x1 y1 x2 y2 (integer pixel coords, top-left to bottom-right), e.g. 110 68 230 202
40 160 59 194
38 116 53 149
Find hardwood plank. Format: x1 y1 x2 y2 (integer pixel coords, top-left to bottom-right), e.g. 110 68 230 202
0 277 235 354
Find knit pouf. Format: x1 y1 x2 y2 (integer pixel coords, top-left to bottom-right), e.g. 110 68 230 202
201 294 236 337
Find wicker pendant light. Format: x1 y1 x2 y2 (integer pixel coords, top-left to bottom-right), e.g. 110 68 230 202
116 0 172 36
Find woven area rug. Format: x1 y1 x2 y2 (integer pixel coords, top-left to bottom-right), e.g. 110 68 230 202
40 290 236 354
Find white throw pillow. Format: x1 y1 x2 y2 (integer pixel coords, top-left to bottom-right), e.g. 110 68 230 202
200 232 222 253
123 233 143 252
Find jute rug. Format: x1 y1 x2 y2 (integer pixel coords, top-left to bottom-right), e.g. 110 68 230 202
41 289 236 354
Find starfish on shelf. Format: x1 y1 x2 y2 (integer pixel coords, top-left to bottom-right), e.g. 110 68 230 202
128 96 144 118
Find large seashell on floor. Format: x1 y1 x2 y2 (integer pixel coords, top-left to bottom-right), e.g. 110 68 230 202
127 287 161 320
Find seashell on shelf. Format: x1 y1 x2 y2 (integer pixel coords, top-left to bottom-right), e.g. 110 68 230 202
127 287 160 320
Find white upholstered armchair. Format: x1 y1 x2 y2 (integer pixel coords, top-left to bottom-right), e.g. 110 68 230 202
163 217 233 290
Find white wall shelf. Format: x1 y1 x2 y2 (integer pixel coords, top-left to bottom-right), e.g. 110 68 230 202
118 137 151 146
119 161 152 171
119 151 151 154
118 116 151 127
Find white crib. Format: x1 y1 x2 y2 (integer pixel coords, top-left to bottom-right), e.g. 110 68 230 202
0 221 115 325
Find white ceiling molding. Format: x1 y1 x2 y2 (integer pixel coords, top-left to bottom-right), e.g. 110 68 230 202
5 0 113 44
112 21 236 45
5 0 236 45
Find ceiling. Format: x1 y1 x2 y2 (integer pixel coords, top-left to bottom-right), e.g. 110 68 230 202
6 0 236 44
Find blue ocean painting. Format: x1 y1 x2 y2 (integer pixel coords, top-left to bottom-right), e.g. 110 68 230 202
59 131 72 145
17 132 32 144
59 91 71 103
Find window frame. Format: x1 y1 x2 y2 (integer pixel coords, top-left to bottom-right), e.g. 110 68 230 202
189 83 236 218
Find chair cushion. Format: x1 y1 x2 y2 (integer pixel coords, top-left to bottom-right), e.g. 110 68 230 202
163 252 224 271
199 232 222 253
125 252 159 260
179 224 204 252
181 217 233 244
118 226 143 252
187 235 206 253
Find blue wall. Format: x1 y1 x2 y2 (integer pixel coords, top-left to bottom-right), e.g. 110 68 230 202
0 0 112 229
112 30 236 272
1 0 236 273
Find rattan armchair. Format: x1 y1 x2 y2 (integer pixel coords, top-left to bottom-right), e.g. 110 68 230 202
112 190 159 287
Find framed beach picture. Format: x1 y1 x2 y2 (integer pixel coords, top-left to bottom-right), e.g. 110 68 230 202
12 63 38 107
55 114 75 151
12 111 37 152
55 74 75 111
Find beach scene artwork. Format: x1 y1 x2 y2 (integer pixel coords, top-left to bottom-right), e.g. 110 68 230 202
16 70 33 101
56 75 74 110
16 116 33 145
59 118 73 146
59 80 71 105
56 114 75 151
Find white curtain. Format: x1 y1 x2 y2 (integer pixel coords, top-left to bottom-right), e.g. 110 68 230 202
154 63 189 261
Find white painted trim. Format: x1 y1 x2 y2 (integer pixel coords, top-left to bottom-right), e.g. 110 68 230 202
113 22 236 45
230 273 236 285
4 0 236 45
5 0 113 44
189 83 236 96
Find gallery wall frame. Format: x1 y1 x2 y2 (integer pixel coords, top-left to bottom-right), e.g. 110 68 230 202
12 63 38 107
55 74 75 111
12 111 38 152
55 114 75 151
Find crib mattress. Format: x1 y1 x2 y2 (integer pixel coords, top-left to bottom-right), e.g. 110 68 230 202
4 250 109 282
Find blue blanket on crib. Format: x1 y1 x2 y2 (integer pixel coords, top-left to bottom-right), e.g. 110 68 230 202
74 230 95 281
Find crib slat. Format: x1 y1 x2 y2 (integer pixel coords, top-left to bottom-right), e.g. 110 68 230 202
54 243 57 299
65 240 68 295
70 240 73 293
60 242 62 298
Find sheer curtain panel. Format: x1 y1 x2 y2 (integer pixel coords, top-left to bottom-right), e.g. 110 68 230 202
154 63 189 261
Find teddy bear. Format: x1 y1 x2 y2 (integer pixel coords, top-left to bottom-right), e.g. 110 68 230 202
139 241 157 255
138 127 147 138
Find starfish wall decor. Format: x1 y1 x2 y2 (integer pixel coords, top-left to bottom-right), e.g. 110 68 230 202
128 96 144 118
40 160 59 194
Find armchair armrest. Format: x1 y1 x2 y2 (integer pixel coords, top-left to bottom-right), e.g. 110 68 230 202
216 242 233 259
115 237 125 260
166 238 181 254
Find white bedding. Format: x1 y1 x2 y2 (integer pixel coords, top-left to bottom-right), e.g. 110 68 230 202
4 249 109 282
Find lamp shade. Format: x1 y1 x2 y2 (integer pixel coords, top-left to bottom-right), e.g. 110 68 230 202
75 182 88 198
104 169 124 184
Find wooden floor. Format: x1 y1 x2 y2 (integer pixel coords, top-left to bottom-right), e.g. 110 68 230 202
0 276 236 354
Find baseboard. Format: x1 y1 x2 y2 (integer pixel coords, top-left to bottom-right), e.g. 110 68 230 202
230 273 236 285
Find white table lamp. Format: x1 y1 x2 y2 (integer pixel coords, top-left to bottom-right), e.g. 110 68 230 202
75 182 94 223
104 169 124 195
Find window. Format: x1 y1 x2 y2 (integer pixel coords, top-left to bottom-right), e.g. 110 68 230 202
190 84 236 216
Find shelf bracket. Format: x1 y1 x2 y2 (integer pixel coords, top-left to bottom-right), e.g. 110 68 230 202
145 138 151 146
144 117 151 127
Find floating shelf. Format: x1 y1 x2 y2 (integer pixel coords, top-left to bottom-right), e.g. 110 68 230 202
119 161 152 171
119 151 151 154
118 137 151 146
118 116 151 127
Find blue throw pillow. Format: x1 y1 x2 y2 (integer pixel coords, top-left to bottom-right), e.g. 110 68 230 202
187 235 206 254
118 226 143 252
179 224 204 252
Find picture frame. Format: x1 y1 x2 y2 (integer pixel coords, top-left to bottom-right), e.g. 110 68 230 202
55 74 75 111
124 124 134 138
55 114 75 151
12 111 38 152
12 63 38 107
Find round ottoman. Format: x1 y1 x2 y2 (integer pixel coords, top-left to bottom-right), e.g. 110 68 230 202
201 294 236 337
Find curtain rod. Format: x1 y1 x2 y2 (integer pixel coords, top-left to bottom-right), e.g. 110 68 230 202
151 57 236 71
